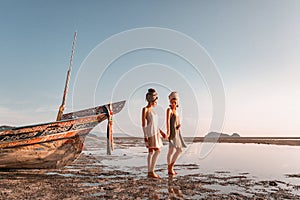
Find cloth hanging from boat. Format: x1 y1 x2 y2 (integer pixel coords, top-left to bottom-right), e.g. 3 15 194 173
106 104 114 155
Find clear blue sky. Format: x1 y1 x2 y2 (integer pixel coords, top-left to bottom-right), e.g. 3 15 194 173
0 0 299 137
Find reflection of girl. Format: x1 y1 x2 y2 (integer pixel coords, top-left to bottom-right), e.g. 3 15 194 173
142 88 167 178
166 91 187 175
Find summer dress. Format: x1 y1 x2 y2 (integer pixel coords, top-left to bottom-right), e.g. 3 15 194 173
169 112 187 148
144 110 163 148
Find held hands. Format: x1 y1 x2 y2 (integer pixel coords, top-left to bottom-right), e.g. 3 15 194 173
144 137 149 143
144 137 149 148
160 129 168 140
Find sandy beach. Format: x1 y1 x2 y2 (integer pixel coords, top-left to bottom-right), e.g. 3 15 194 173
1 136 300 199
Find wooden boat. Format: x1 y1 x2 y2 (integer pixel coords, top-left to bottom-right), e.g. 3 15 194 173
0 33 125 169
0 101 125 169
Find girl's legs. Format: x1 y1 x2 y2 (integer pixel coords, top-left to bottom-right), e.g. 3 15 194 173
147 149 154 172
168 147 182 175
148 148 161 178
171 147 182 164
150 149 160 172
167 146 175 165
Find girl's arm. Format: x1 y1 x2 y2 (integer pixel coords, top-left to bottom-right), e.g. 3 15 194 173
141 107 148 142
159 129 167 139
176 115 181 130
166 108 171 138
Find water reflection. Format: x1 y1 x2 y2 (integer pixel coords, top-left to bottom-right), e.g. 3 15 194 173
179 143 300 181
168 175 183 199
148 190 160 200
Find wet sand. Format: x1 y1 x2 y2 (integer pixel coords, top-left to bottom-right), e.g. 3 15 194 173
0 137 300 199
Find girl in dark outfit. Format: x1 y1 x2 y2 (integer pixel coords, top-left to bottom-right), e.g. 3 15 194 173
166 92 186 175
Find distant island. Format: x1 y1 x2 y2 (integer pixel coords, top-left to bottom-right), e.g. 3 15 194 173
204 132 241 138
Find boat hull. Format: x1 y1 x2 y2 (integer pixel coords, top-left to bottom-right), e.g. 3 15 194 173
0 101 125 169
0 134 85 169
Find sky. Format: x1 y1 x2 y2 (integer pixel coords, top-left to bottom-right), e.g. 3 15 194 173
0 0 299 137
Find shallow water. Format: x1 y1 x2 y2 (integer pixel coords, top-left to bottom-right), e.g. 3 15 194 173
86 142 300 177
84 139 300 195
182 143 300 180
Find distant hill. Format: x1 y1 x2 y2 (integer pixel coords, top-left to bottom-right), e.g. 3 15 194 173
231 133 240 137
205 132 241 138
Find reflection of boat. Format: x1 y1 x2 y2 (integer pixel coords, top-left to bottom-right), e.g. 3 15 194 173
0 32 125 169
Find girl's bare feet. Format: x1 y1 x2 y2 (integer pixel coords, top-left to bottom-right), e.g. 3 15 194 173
168 162 177 175
148 172 160 179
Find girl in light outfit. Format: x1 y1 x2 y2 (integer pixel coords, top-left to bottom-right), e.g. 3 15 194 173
166 91 187 175
142 88 167 178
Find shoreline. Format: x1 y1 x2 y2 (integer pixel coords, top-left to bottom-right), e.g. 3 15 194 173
112 136 300 146
0 136 299 199
191 137 300 146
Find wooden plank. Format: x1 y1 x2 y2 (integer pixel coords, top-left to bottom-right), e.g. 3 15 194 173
0 135 84 169
61 100 125 120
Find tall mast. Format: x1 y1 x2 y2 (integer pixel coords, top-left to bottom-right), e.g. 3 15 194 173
56 32 77 121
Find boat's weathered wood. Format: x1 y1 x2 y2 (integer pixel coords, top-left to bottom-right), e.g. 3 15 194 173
0 114 107 147
61 100 125 120
0 101 125 169
106 103 113 155
0 135 84 169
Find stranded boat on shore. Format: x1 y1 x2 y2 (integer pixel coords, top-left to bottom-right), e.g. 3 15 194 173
0 32 125 169
0 101 124 169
